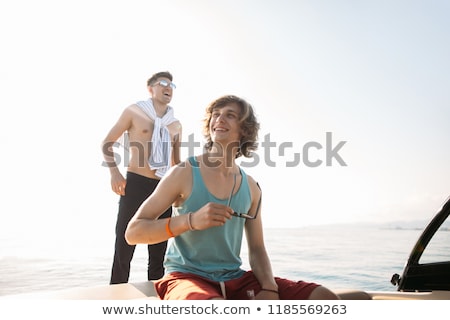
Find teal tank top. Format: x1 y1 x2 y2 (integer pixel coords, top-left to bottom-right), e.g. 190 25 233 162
164 156 251 281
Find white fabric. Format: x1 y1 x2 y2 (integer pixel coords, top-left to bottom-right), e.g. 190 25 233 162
136 99 178 177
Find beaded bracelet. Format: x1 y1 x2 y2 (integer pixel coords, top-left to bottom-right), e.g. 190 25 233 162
260 288 279 294
187 212 195 231
165 217 175 238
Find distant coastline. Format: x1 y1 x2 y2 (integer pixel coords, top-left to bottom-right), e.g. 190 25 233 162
263 219 450 232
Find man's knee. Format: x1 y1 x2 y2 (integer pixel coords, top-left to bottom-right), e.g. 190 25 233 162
308 286 340 300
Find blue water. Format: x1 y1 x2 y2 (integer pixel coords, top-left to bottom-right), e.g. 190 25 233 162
0 224 437 296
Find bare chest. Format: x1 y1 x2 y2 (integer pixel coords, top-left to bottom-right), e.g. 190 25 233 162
128 109 180 143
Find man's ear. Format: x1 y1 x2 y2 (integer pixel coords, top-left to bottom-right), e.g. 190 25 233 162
148 85 154 96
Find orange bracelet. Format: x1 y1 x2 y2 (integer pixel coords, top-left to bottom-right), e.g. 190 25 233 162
165 217 174 238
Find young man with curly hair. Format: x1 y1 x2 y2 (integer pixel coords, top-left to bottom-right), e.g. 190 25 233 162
126 95 338 300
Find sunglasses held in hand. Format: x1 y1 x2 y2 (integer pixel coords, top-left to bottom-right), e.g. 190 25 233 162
227 173 261 220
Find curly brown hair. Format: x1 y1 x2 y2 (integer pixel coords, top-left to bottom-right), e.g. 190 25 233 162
202 95 260 158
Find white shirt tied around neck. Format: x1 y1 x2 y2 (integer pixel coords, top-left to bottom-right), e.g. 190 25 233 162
136 98 178 178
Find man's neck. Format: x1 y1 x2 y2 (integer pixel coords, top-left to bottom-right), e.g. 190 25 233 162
203 148 238 176
151 98 169 117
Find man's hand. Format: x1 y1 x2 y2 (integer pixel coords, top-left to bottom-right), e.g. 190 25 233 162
189 203 233 230
111 172 126 196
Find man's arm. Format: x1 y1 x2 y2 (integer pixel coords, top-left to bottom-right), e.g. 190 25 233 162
244 177 279 299
101 106 133 195
125 160 234 245
171 121 182 166
125 163 188 244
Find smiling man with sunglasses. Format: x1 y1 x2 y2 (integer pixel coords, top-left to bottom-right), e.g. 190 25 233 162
102 71 182 285
125 95 338 300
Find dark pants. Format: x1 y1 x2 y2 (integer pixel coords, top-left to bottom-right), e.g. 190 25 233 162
110 172 172 284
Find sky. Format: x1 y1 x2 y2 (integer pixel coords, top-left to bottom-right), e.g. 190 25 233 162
0 0 449 255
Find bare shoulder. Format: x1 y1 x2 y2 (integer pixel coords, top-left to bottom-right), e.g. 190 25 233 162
122 104 156 134
168 119 182 131
244 171 257 187
113 104 140 124
123 104 145 118
161 158 195 188
166 159 191 180
243 171 262 195
161 158 194 204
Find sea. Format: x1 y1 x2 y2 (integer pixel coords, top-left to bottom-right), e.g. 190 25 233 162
0 223 446 297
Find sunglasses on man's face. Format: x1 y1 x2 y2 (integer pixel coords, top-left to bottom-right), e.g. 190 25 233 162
227 173 261 220
154 79 176 89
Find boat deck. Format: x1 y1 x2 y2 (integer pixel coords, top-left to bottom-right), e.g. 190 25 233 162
2 281 449 300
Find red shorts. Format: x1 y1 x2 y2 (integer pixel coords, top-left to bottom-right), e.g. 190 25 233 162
154 271 319 300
